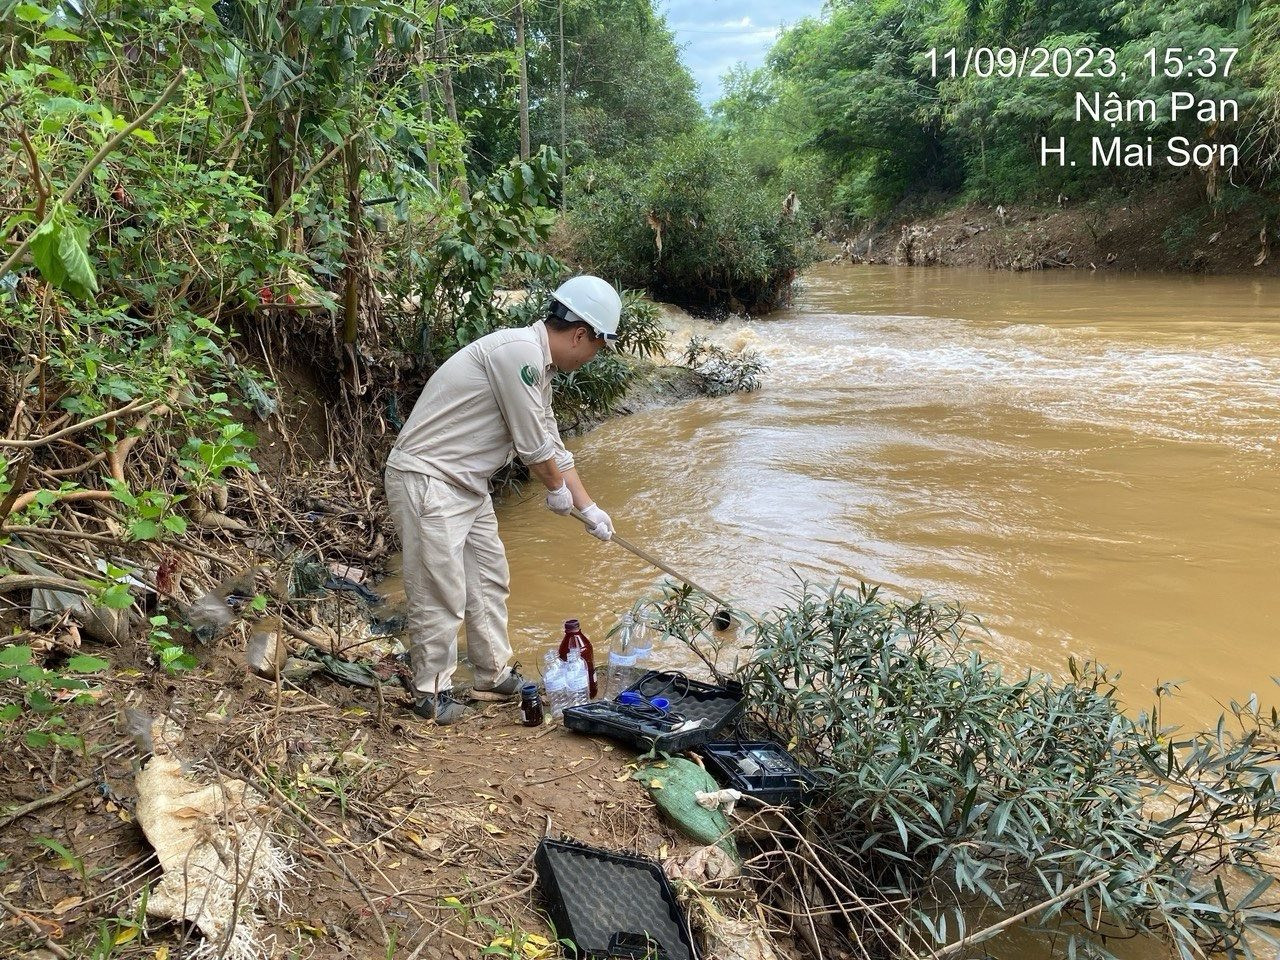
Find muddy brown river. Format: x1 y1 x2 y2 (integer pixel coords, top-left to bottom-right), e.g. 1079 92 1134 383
490 263 1280 728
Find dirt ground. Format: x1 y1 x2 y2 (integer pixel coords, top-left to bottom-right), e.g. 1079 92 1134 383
837 178 1280 275
0 355 770 959
0 602 727 959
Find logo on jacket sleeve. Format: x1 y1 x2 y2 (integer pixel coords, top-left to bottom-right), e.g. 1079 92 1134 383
519 363 540 387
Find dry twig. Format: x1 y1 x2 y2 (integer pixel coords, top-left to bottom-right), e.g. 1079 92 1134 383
0 776 95 831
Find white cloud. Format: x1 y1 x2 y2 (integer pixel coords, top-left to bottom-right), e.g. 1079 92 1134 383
661 0 825 106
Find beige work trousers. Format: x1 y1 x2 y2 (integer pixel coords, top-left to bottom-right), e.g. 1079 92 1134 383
384 465 512 695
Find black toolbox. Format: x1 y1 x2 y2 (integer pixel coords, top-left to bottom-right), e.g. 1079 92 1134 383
562 670 744 753
700 740 820 806
534 837 698 959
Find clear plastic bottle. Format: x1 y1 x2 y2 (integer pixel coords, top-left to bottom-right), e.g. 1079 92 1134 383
604 613 636 698
607 650 637 698
543 651 568 719
565 649 590 707
628 614 653 689
570 650 588 711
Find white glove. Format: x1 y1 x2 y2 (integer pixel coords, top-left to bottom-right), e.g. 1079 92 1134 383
545 482 573 515
580 503 613 541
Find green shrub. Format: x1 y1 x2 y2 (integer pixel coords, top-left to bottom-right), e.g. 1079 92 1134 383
614 290 668 359
547 354 635 429
568 133 815 314
0 644 109 752
727 583 1280 959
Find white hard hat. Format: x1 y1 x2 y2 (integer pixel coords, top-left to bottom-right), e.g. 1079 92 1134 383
549 275 622 344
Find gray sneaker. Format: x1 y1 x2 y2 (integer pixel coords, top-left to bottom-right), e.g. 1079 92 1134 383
412 689 468 725
471 669 528 702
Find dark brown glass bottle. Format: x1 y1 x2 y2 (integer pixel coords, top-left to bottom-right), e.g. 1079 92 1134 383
519 684 544 727
558 618 597 698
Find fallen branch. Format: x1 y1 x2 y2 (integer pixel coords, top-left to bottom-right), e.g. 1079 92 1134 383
3 488 114 521
932 872 1109 958
40 451 108 479
0 573 89 595
0 525 127 546
0 776 95 831
280 618 334 656
0 894 73 959
0 398 157 449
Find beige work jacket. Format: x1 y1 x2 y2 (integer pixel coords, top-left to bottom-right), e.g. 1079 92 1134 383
386 320 573 495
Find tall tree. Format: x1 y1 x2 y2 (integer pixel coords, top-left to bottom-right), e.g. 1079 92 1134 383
515 0 530 160
435 11 459 126
449 0 702 177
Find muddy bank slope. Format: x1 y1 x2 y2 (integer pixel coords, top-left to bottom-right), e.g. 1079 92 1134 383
837 179 1279 275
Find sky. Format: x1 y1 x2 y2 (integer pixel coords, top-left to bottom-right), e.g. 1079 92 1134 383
660 0 827 108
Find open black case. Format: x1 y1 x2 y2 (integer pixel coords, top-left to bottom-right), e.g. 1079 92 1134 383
700 740 821 806
534 837 699 959
562 670 744 753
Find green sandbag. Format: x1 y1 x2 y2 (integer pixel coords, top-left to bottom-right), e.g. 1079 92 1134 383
634 757 739 858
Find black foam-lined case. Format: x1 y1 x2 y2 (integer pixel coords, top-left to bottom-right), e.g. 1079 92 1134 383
534 837 699 959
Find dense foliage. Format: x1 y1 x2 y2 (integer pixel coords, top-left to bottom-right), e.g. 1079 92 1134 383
745 584 1280 959
0 0 711 714
450 0 701 176
714 0 1280 222
648 582 1280 959
568 132 816 313
0 0 698 527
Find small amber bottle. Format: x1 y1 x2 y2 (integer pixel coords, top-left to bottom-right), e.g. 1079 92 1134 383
519 684 544 727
